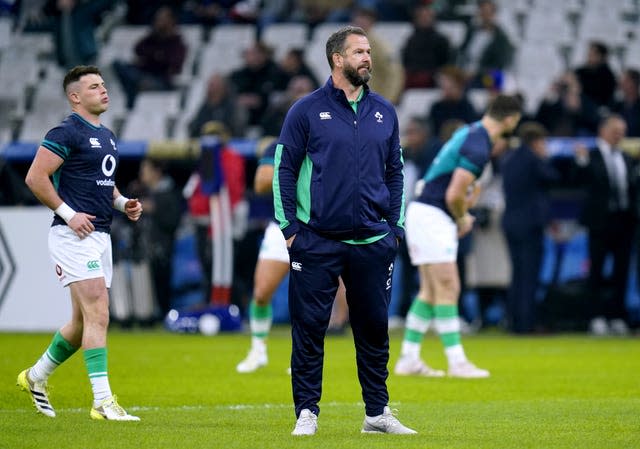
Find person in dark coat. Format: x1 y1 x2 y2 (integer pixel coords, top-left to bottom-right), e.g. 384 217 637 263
572 114 637 335
501 121 560 333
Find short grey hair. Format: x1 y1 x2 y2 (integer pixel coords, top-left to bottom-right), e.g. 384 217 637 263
325 26 367 70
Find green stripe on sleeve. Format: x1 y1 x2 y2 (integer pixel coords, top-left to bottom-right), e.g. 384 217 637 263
273 144 289 230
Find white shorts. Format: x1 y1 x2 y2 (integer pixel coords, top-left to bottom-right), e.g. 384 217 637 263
257 221 289 263
48 225 113 288
405 202 458 265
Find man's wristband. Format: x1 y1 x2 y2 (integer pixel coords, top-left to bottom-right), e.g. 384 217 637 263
54 202 76 223
113 195 129 213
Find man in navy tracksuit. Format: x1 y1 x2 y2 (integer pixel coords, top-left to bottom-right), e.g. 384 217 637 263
273 26 416 436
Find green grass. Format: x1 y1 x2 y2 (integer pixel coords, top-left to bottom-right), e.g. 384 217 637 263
1 328 639 449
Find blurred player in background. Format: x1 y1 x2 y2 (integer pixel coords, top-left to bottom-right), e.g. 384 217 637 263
236 140 347 373
17 65 142 421
395 94 522 379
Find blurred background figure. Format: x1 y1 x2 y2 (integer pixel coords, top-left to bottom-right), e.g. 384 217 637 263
44 0 113 69
188 73 247 138
571 115 636 336
501 122 560 334
260 75 314 137
612 68 640 137
277 48 320 89
111 158 183 326
458 0 514 89
401 0 452 89
573 41 617 110
183 121 246 306
428 65 478 137
230 41 288 133
534 71 599 137
350 6 404 104
389 115 434 328
113 6 187 108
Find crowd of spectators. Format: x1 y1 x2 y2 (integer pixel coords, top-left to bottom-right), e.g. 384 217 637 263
2 0 640 334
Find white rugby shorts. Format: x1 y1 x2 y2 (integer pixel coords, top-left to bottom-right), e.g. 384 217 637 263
405 201 458 265
258 221 290 263
48 225 113 287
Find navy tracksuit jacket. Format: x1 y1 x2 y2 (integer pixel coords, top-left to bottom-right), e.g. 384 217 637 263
274 77 404 418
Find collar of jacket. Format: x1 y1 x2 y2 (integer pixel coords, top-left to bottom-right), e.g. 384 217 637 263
323 76 370 108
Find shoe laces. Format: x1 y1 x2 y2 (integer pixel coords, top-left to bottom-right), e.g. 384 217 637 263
297 411 316 427
378 408 402 428
104 395 127 416
29 374 52 396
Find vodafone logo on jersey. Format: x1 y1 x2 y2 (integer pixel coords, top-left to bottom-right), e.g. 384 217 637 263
96 154 116 187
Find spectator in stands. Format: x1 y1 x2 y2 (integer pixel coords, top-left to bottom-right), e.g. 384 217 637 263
113 6 187 109
572 115 636 336
612 68 640 137
501 122 560 334
182 121 246 305
350 6 404 104
261 75 315 137
44 0 113 69
574 41 617 110
130 158 183 319
290 0 352 27
401 0 452 89
534 70 600 136
458 0 514 88
229 41 288 131
188 73 247 138
278 48 320 89
428 65 478 137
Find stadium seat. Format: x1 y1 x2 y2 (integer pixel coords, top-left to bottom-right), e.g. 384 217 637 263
468 88 490 113
396 88 440 133
11 32 54 58
175 24 205 85
303 39 330 87
436 21 467 48
372 22 412 54
172 78 208 140
0 16 11 51
261 23 308 61
99 25 148 65
198 24 256 77
119 91 181 141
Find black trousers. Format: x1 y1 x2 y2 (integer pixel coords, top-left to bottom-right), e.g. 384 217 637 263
288 229 397 418
587 212 636 322
505 228 544 333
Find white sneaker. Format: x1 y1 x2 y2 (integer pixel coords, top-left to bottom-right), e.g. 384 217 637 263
609 319 630 336
17 369 55 417
448 360 490 378
394 356 445 377
90 395 140 421
362 406 417 434
236 347 268 373
291 409 317 436
590 317 609 336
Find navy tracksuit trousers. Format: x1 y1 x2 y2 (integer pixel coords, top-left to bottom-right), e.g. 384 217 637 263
287 227 398 418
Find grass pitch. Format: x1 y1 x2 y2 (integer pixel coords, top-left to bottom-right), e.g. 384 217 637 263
1 327 639 449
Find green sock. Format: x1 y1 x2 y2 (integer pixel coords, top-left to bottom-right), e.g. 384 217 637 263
249 300 272 339
83 348 112 403
47 331 78 364
403 299 434 344
433 304 461 349
30 331 78 381
400 299 434 358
